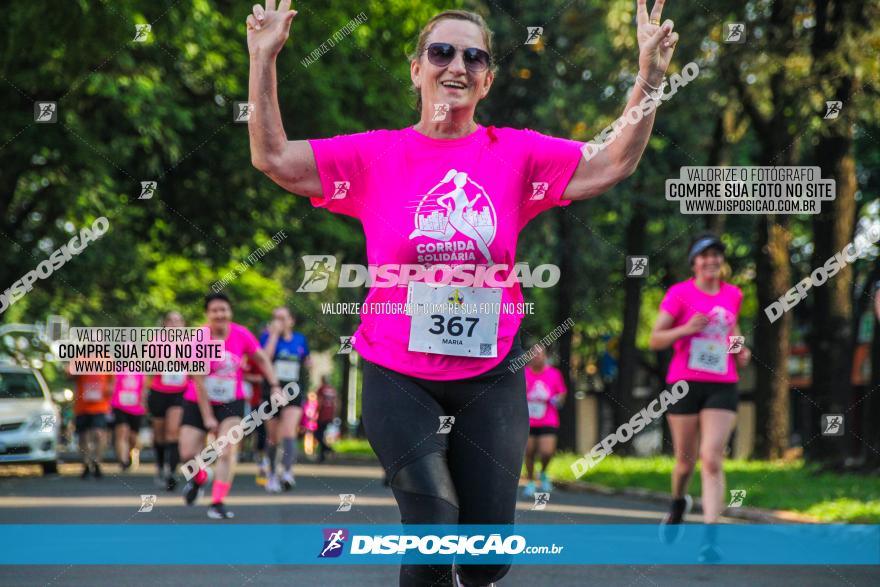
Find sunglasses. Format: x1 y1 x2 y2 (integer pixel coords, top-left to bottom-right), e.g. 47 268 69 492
424 42 492 72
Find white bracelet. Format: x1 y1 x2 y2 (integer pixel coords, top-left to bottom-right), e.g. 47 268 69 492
636 73 665 91
635 74 665 102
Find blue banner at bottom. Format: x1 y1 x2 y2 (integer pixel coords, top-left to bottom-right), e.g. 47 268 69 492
0 524 877 565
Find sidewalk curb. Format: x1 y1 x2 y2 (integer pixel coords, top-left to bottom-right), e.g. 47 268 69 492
554 480 823 524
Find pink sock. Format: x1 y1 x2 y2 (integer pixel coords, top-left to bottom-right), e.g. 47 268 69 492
194 469 208 485
211 480 231 505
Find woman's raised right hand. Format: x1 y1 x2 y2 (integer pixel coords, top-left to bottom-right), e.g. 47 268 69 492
246 0 298 59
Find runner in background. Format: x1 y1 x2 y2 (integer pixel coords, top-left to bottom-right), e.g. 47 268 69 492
649 233 750 555
111 372 146 471
522 345 567 497
301 390 319 459
72 369 113 479
260 307 309 492
146 311 188 491
314 375 338 463
242 355 268 486
179 292 283 519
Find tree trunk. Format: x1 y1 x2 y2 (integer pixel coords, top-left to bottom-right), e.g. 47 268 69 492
615 204 646 454
753 216 792 459
804 0 862 466
555 210 576 451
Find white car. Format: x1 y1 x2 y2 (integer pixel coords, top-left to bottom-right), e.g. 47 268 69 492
0 364 60 474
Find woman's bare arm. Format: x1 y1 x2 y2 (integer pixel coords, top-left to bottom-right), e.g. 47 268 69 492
563 0 679 201
247 1 322 199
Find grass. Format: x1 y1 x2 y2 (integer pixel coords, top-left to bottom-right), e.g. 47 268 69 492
332 440 880 523
548 453 880 523
331 437 376 456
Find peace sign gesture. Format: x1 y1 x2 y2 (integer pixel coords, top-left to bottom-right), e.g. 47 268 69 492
246 0 298 59
636 0 678 86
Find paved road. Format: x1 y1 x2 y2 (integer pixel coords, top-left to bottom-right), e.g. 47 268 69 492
0 460 876 586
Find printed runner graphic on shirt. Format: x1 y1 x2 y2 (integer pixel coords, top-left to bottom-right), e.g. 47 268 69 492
408 169 497 264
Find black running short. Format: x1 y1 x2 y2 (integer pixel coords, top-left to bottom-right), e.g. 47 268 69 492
665 380 738 415
148 390 183 418
362 337 529 496
181 399 246 432
112 409 143 431
75 413 107 433
529 426 559 437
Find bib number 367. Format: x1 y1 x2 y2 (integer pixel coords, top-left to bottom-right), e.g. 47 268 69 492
407 282 501 358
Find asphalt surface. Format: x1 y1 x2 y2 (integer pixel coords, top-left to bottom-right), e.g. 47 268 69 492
0 459 877 586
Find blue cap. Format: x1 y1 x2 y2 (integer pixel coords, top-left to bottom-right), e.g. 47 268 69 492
688 236 725 265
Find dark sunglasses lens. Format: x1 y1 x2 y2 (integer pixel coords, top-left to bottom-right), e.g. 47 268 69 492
426 43 455 66
464 48 490 70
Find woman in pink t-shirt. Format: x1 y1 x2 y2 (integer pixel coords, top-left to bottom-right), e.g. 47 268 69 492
178 292 284 520
146 311 188 491
649 234 751 539
110 372 146 471
522 345 567 498
247 2 679 584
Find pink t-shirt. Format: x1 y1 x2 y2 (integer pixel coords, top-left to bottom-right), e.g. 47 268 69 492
308 125 583 380
659 278 743 384
150 369 189 393
111 373 146 415
183 323 260 404
525 365 567 428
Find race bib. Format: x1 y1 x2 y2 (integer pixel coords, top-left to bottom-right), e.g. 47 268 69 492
160 372 186 386
688 338 728 375
119 391 139 406
83 384 103 402
407 282 501 358
205 376 236 403
528 401 547 420
274 359 300 382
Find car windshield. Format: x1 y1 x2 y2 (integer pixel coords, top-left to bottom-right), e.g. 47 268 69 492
0 371 45 400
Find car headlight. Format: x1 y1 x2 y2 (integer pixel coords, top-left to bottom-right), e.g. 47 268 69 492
27 413 56 432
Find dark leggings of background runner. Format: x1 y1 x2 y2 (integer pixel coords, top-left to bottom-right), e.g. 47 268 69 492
362 340 529 587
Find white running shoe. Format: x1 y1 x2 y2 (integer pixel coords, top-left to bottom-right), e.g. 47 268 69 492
281 471 296 491
266 474 282 493
452 564 495 587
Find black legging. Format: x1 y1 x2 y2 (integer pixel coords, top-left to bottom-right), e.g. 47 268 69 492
362 340 529 587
